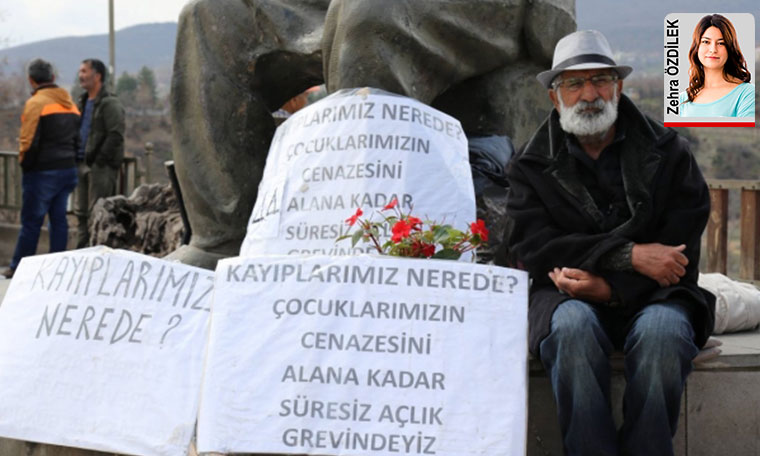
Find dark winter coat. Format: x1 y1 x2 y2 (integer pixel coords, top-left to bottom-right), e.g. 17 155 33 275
78 86 125 169
504 94 715 356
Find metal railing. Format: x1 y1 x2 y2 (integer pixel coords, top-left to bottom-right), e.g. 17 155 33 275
0 150 140 211
0 151 22 210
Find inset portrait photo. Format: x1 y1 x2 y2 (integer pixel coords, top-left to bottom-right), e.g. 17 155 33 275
664 13 755 127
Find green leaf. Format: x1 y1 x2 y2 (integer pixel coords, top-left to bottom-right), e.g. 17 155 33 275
336 234 352 242
448 230 466 244
432 248 461 260
351 230 364 247
433 225 451 243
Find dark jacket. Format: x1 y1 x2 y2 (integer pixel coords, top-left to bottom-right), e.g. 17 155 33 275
78 86 125 169
19 84 80 172
504 95 715 356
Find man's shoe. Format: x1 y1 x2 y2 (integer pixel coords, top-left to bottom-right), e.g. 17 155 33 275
1 267 14 279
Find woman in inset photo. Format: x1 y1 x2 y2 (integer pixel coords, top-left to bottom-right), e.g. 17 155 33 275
680 14 754 117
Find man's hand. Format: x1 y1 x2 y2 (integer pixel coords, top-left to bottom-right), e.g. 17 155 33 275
631 243 688 287
548 267 612 303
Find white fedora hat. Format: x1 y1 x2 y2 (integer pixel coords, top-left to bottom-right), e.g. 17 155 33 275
536 30 633 88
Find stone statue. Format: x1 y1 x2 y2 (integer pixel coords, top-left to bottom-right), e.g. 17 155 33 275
168 0 576 269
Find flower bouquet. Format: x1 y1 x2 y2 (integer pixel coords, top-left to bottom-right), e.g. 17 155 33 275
337 198 488 260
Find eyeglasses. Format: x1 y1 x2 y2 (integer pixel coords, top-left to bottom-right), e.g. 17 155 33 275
553 74 619 92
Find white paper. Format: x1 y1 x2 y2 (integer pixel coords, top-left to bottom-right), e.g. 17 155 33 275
240 88 476 257
198 254 528 456
0 247 213 456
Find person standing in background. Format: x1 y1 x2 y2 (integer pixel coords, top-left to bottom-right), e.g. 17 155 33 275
1 59 79 279
75 58 125 248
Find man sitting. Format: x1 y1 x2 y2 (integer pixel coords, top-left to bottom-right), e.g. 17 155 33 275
503 30 715 456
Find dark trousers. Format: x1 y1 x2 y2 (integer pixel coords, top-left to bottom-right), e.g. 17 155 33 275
539 299 699 456
10 167 78 269
75 162 118 248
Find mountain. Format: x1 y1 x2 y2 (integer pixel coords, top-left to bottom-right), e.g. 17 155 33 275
0 22 177 92
1 2 757 87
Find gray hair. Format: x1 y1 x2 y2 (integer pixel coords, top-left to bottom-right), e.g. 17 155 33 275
27 58 55 84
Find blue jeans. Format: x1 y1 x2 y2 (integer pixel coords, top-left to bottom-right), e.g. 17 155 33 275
539 299 699 456
10 167 78 269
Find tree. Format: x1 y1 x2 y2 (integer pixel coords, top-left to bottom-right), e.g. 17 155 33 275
0 63 14 107
712 143 760 180
117 71 138 95
136 66 157 107
0 9 14 107
116 71 138 106
0 62 29 108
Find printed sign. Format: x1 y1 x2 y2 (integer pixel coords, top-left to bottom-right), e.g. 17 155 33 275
663 13 755 127
240 87 476 257
0 247 213 456
198 254 528 456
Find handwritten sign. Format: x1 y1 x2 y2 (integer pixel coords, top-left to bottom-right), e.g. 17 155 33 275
198 254 528 455
239 88 476 256
0 247 213 456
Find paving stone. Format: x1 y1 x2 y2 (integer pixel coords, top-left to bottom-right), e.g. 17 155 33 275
686 370 760 456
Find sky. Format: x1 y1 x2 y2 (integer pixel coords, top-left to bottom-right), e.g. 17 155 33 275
1 0 191 48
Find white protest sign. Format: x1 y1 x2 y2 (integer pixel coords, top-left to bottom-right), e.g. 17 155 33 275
240 87 476 257
0 247 213 456
198 254 528 456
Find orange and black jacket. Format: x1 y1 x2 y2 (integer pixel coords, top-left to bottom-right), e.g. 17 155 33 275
18 83 80 172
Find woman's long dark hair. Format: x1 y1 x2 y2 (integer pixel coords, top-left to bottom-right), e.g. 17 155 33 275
686 14 751 102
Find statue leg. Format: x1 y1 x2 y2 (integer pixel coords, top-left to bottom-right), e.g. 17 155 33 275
322 0 574 259
168 0 326 269
323 0 574 140
323 0 527 103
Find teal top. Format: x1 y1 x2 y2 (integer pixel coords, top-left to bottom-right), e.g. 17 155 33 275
679 83 755 118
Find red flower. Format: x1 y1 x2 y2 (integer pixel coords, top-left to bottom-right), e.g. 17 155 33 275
409 240 435 258
470 219 489 242
382 198 398 211
391 219 412 243
346 208 363 226
407 216 423 230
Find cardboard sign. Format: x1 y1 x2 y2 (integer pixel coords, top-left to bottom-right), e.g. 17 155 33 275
240 88 476 257
198 255 528 455
0 247 213 456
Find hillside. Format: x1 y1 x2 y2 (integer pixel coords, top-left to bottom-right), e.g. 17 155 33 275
2 2 757 86
0 22 177 93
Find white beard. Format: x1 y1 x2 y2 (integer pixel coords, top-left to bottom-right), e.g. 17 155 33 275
557 86 619 137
